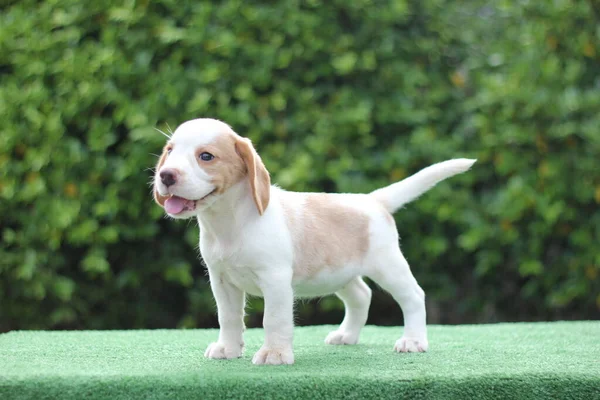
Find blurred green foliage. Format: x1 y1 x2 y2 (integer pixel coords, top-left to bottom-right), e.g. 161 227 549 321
1 0 599 331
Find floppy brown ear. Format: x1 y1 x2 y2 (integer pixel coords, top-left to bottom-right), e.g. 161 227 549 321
153 146 170 208
235 138 271 215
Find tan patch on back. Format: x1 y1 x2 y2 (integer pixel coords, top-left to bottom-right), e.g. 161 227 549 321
284 194 370 278
195 132 247 195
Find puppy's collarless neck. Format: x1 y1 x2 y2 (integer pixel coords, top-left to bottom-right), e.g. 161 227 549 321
197 181 261 234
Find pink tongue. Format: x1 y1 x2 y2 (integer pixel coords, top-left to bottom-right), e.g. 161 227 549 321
165 196 186 214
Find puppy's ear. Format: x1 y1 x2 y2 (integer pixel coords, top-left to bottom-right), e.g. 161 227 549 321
235 138 271 215
153 146 170 207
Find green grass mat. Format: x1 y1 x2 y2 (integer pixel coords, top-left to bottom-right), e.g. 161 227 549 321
1 322 598 399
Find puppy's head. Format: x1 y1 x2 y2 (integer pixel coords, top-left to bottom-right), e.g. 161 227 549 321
153 118 270 218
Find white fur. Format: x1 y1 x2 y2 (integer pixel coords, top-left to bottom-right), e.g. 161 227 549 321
371 158 476 213
155 118 475 365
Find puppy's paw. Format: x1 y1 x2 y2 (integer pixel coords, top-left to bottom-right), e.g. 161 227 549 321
204 341 243 359
324 330 359 345
394 336 428 353
252 346 294 365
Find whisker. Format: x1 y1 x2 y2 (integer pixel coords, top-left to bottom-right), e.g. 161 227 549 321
154 127 171 139
150 153 161 158
166 123 174 135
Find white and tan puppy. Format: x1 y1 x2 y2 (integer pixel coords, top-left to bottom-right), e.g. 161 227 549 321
153 118 475 365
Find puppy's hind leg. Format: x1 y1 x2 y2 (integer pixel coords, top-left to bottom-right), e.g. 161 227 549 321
367 247 428 353
325 277 372 345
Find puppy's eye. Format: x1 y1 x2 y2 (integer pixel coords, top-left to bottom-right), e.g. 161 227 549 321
199 152 214 161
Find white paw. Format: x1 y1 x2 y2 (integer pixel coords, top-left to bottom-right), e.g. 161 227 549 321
324 330 359 345
204 341 243 359
394 337 429 353
252 346 294 365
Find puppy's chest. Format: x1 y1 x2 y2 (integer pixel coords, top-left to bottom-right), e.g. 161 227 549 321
199 233 263 271
200 234 243 265
201 239 264 296
200 239 248 269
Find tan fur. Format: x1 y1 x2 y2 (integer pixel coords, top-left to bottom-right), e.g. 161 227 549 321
284 194 370 278
235 139 271 215
153 145 170 207
196 133 247 195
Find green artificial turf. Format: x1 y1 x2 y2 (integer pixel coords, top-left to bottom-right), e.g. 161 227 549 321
1 322 599 399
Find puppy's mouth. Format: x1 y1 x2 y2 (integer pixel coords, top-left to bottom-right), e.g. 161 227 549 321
164 191 215 215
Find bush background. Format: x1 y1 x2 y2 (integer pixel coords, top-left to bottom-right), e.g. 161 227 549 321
1 0 598 331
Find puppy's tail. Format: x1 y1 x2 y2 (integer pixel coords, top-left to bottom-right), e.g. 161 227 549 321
370 158 476 214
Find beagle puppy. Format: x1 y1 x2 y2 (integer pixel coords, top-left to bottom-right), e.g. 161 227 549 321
154 118 475 365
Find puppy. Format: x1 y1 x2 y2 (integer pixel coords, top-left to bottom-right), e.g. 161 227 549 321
153 118 475 365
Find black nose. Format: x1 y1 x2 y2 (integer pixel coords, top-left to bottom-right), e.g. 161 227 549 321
160 169 177 187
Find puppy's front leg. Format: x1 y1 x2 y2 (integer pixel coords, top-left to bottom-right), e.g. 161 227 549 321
252 277 294 365
205 270 245 359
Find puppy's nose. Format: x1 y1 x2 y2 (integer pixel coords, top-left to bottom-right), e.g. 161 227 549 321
160 169 178 187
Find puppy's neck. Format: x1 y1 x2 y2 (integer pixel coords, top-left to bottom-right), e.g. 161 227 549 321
196 180 259 239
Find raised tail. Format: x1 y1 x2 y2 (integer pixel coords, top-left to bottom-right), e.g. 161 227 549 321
370 158 476 214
